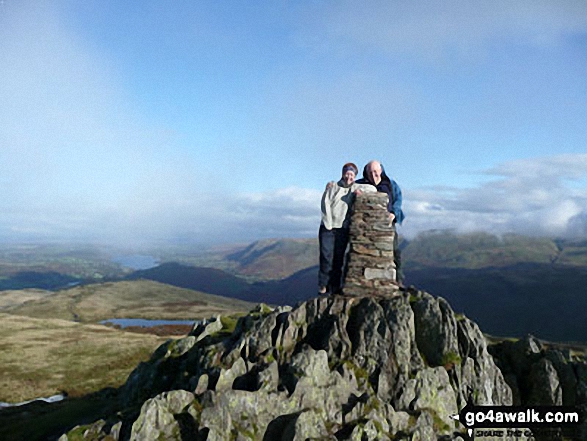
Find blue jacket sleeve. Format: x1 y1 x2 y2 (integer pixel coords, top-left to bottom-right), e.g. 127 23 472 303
390 180 404 225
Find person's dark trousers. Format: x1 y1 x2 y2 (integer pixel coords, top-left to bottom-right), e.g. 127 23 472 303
318 225 349 293
332 228 349 293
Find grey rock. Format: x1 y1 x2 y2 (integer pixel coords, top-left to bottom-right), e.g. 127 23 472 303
397 367 458 434
544 348 577 406
62 288 516 440
109 421 122 439
194 373 209 395
192 316 223 343
130 390 195 441
167 335 196 357
216 357 247 392
412 292 459 367
290 410 329 440
527 358 562 405
257 360 279 391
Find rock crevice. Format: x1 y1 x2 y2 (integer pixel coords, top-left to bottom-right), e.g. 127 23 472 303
61 290 513 440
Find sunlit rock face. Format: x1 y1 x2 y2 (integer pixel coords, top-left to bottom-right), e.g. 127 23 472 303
61 288 516 440
58 192 586 440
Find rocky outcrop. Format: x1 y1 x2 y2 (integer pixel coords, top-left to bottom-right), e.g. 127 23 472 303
489 334 587 439
60 289 512 440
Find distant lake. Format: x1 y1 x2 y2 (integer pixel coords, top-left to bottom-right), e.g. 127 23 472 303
100 318 197 328
111 255 160 270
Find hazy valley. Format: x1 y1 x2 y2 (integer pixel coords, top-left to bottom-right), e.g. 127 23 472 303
1 233 586 400
1 232 586 439
2 232 587 343
128 233 587 343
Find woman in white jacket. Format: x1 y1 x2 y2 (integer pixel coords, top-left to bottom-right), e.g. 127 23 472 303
318 163 375 295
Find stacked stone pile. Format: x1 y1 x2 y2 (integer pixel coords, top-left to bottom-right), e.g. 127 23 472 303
344 192 397 296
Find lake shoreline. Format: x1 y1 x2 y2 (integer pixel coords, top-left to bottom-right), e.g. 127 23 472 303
99 318 198 336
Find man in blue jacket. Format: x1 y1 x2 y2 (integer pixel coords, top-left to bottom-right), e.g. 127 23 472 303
357 160 405 283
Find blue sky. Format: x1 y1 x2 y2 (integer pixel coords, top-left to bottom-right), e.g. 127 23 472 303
1 0 586 245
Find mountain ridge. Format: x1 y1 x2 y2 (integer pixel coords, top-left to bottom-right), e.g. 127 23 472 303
126 257 587 343
217 232 587 280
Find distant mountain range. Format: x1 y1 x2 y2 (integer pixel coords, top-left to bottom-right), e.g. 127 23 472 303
128 232 587 343
219 232 587 277
224 238 318 279
127 263 252 299
1 232 586 342
126 262 317 306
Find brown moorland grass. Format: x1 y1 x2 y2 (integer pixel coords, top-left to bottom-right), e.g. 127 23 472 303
0 279 258 405
0 289 55 309
0 313 170 403
5 279 257 323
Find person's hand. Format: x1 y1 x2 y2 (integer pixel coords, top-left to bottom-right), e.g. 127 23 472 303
389 212 396 224
325 181 335 190
354 189 363 196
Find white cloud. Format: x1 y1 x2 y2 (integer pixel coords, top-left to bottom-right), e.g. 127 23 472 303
0 183 322 245
566 211 587 237
1 3 585 245
3 152 586 244
402 154 587 238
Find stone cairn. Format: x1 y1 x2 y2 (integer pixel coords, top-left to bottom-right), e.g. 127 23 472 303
344 192 397 296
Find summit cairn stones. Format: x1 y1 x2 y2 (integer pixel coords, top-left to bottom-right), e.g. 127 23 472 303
344 192 397 296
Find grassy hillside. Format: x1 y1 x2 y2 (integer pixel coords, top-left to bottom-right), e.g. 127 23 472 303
0 313 169 403
226 238 318 280
4 279 256 323
0 243 125 283
556 238 587 266
407 263 587 343
185 233 587 278
0 288 54 309
402 231 560 269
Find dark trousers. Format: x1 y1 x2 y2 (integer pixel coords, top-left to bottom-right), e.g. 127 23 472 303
318 225 349 293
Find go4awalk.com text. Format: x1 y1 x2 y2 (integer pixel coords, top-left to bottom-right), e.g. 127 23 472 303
452 404 582 440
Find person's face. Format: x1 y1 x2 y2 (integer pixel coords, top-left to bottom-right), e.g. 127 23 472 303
342 170 356 186
367 163 382 185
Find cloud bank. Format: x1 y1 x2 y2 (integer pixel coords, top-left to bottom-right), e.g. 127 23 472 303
3 154 586 245
403 154 587 238
1 2 586 245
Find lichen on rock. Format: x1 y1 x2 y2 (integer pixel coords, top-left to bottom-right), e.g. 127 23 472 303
61 288 516 440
